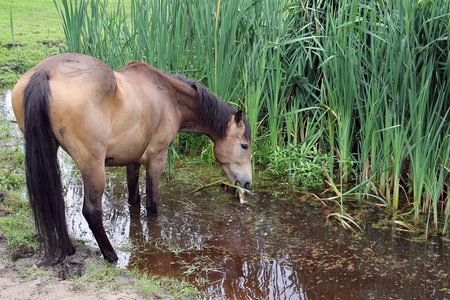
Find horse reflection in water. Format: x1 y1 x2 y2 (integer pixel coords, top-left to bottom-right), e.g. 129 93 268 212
11 53 252 264
126 201 254 296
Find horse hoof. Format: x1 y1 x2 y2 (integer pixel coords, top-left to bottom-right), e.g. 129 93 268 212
105 252 118 263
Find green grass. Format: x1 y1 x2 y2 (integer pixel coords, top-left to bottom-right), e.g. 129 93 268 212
0 192 38 258
132 268 198 298
0 110 34 258
0 0 65 88
76 262 197 297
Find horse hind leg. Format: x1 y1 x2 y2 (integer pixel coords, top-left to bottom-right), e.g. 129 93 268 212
145 151 168 216
80 160 118 263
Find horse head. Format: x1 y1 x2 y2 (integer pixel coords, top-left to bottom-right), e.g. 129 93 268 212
213 110 252 190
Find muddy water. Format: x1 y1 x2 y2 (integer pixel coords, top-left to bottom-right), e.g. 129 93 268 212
2 91 450 299
62 165 450 299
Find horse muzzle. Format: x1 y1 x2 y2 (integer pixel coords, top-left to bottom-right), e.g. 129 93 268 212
235 178 251 190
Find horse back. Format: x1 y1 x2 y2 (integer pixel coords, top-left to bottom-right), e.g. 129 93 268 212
12 53 180 167
12 53 123 168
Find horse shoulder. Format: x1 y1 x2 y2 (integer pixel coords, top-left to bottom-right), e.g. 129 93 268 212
112 66 181 160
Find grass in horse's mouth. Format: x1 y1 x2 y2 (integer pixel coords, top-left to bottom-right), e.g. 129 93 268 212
235 182 245 203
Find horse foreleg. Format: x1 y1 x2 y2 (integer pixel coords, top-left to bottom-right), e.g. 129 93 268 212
126 164 141 206
145 151 168 216
146 171 159 216
81 164 118 263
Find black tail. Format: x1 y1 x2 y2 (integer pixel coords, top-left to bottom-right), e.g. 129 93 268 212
23 70 74 265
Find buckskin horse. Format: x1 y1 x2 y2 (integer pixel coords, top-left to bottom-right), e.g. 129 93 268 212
12 53 252 265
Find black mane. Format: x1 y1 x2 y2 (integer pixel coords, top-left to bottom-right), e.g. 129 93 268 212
175 75 251 142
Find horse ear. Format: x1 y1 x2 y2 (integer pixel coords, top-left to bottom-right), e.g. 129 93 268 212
235 110 244 127
191 83 199 94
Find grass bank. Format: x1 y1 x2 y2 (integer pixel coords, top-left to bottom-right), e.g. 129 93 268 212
0 0 65 88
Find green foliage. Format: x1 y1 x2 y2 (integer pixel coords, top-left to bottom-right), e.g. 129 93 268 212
0 120 25 191
264 144 328 189
0 168 24 191
0 115 33 258
1 0 64 89
0 192 38 258
316 0 450 229
133 269 197 298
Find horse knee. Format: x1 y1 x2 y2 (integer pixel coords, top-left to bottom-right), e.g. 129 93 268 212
82 205 102 227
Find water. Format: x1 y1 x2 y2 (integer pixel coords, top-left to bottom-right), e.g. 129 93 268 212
64 168 450 299
2 91 450 299
0 90 16 121
0 90 22 145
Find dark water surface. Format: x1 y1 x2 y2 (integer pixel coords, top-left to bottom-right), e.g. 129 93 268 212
61 161 450 299
2 91 450 299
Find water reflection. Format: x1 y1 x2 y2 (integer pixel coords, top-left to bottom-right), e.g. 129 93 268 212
122 179 312 299
61 162 450 299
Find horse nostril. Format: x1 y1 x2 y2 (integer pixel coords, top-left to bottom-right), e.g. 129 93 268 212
235 181 251 190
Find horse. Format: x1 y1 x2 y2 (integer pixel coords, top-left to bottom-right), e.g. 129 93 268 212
11 53 252 265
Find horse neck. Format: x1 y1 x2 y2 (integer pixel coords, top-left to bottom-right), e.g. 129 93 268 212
131 67 230 142
119 63 224 140
177 95 222 142
174 84 229 143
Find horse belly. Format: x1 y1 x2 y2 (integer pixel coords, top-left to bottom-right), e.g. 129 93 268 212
105 117 178 167
105 106 159 166
104 136 150 166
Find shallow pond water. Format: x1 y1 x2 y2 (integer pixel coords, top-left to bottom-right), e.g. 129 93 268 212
61 164 450 299
2 90 450 299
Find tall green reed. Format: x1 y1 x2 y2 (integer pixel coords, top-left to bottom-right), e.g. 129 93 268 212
188 0 246 102
52 0 450 231
312 0 450 230
244 39 267 144
53 0 88 53
320 0 361 183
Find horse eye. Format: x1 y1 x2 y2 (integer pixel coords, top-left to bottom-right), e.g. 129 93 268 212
240 143 249 150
